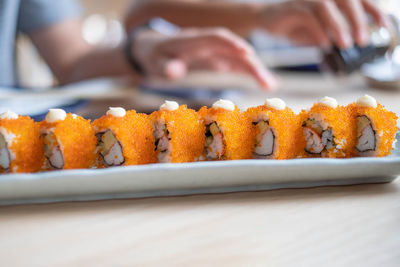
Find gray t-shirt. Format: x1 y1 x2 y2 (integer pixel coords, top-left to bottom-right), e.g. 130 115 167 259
0 0 82 87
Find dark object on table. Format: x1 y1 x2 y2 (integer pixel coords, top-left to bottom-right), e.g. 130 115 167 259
321 44 389 75
322 17 400 75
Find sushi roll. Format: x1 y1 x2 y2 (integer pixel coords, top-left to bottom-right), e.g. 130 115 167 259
349 95 398 157
300 97 352 158
150 101 205 163
0 111 44 173
40 109 97 170
246 98 303 159
92 107 156 167
198 99 254 160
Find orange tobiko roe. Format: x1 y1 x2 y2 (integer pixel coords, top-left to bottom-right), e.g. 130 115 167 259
299 104 354 158
198 106 254 160
150 105 205 163
348 103 398 157
40 114 97 169
246 106 303 159
92 110 156 166
0 116 44 173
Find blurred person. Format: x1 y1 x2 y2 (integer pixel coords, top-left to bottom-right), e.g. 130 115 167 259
0 0 275 90
125 0 391 50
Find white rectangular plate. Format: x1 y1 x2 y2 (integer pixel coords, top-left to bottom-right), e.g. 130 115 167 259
1 134 399 205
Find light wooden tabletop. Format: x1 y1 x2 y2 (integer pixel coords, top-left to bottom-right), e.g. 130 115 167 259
0 179 399 266
0 72 399 267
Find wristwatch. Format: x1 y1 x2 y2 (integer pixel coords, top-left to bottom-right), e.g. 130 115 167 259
125 18 180 75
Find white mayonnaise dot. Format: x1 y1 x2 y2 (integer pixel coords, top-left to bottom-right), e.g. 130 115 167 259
318 96 338 108
265 98 286 110
356 95 377 108
72 114 78 119
106 107 126 117
0 110 18 120
212 99 235 111
45 109 66 123
160 100 179 111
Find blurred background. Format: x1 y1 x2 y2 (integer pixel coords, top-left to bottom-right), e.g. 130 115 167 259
3 0 400 120
16 0 128 88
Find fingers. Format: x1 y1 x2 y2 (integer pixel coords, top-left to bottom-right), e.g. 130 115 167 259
153 28 277 90
336 0 369 46
209 28 254 55
163 59 187 80
186 28 254 55
270 1 353 48
200 48 278 91
312 0 352 49
240 54 279 91
158 28 254 56
303 14 331 48
144 57 187 81
335 0 391 46
187 58 231 72
289 12 331 47
362 0 391 28
158 52 278 90
184 51 278 91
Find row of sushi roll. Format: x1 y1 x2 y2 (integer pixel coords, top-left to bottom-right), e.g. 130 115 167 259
0 95 398 173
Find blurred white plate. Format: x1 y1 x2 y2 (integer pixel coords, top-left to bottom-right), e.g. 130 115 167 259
0 78 134 101
0 133 399 205
362 57 400 90
0 78 136 116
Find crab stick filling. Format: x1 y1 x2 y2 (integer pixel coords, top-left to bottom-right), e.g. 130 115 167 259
96 129 124 166
302 118 334 154
204 122 225 160
151 101 181 163
356 115 376 153
43 132 64 169
355 96 378 155
253 120 275 158
153 122 172 163
42 109 67 169
0 133 11 170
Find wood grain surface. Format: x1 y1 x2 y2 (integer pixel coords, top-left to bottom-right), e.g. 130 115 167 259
0 179 399 266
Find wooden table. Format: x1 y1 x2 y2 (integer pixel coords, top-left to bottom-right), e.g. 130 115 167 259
0 180 399 266
0 72 399 266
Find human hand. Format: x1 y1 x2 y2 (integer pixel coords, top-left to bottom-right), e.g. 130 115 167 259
131 28 278 91
259 0 390 49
